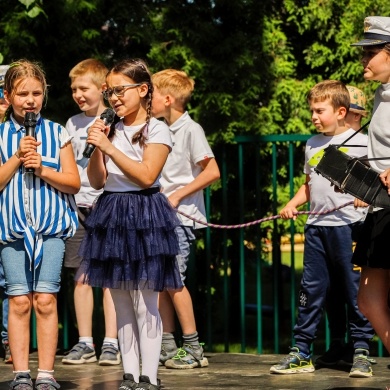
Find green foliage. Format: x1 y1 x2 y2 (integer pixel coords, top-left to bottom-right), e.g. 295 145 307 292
1 0 389 348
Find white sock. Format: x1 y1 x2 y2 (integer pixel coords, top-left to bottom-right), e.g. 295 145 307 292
37 369 54 379
103 337 119 349
79 337 94 350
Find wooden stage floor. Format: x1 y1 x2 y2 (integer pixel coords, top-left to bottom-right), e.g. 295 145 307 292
0 352 389 389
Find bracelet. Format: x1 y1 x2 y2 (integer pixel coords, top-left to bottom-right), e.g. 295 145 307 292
14 151 20 159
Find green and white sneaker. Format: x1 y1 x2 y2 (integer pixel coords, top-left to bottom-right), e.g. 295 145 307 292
165 344 209 369
349 348 373 378
270 347 315 374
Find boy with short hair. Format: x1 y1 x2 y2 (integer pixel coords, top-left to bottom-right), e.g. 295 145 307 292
316 85 372 366
270 80 375 378
61 58 120 366
151 69 220 369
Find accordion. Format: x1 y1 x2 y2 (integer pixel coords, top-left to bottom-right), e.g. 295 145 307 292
314 145 390 208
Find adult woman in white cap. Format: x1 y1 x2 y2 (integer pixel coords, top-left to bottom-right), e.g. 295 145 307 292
350 16 390 357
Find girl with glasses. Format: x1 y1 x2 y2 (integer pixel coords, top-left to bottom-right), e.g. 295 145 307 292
76 58 182 390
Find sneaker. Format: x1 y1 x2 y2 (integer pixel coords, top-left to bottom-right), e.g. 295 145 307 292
99 344 121 366
270 347 315 374
164 344 209 369
134 375 160 390
349 348 373 378
61 342 97 364
339 344 377 366
9 373 33 390
35 377 61 390
159 344 178 365
3 340 12 364
118 374 137 390
315 341 345 366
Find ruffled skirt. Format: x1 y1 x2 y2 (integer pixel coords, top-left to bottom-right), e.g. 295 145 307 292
76 189 183 291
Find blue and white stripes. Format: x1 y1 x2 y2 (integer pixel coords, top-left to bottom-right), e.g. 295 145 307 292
0 115 78 269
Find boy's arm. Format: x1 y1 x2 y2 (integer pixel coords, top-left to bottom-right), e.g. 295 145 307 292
279 174 310 220
167 157 220 208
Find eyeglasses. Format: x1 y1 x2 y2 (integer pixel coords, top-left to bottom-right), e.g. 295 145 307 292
102 84 141 100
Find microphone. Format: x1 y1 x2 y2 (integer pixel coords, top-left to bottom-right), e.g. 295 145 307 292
24 112 37 173
83 108 116 158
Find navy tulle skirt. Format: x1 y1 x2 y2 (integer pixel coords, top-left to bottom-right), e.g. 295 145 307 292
76 188 183 291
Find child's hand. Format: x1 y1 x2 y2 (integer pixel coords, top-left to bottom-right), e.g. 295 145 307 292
86 118 112 154
354 198 369 208
17 136 39 159
279 205 298 220
22 148 42 174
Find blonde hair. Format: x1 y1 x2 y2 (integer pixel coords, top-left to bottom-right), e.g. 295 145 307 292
152 69 195 108
3 59 48 121
307 80 350 111
69 58 108 88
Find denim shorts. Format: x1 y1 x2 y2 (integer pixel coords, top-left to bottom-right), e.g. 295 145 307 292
0 237 65 295
175 225 196 282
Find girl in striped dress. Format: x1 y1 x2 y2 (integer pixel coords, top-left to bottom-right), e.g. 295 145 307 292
0 60 80 390
76 58 182 390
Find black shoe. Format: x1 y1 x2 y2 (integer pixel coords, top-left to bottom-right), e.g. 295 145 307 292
119 374 137 390
9 373 33 390
135 376 161 390
315 341 345 366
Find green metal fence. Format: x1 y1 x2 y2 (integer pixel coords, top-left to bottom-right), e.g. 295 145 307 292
3 133 383 357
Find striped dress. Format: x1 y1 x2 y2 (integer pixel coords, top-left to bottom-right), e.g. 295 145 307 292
0 114 78 269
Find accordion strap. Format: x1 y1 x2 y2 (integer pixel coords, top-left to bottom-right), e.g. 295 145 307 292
332 120 390 162
337 121 370 147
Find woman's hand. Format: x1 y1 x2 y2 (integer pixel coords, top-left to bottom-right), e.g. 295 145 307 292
379 168 390 194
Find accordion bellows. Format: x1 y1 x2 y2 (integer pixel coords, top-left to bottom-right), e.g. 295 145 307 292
315 145 390 208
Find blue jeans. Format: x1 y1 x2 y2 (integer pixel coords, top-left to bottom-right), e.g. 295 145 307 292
0 259 8 343
0 237 65 295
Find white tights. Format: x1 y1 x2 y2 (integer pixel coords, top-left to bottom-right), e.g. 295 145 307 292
110 288 161 385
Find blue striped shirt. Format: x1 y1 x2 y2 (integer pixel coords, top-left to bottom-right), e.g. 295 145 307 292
0 114 78 269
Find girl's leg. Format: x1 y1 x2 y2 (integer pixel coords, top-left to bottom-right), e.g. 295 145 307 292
33 237 64 375
0 239 33 372
111 288 141 380
135 289 161 386
33 292 58 370
8 294 32 370
358 267 390 352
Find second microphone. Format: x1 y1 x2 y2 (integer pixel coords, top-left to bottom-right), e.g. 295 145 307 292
83 108 116 158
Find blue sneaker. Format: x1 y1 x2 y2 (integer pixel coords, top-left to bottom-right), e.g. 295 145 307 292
98 344 121 366
35 377 61 390
9 373 33 390
270 347 315 374
62 342 97 364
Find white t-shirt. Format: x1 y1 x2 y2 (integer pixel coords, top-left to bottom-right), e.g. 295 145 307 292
304 128 368 226
159 112 215 229
104 117 172 192
367 83 390 173
65 113 103 207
